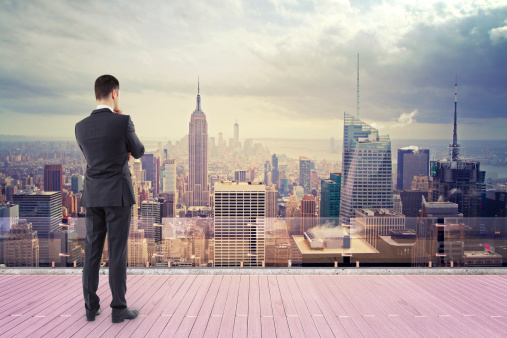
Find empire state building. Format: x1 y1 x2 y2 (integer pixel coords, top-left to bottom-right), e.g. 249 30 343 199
186 81 210 207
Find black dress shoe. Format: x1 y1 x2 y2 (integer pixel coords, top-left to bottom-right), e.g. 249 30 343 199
86 306 101 321
111 308 139 323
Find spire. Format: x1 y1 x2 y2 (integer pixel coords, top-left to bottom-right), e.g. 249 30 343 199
357 53 360 117
196 76 201 111
450 75 460 161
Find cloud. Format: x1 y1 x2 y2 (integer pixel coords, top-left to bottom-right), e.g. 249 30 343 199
490 25 507 44
0 0 506 140
394 110 418 127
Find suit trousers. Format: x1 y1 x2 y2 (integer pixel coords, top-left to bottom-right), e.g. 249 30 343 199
82 204 131 313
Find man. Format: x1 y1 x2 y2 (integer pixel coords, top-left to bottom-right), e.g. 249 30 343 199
75 75 144 323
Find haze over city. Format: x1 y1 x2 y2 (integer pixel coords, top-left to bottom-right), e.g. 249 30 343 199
1 0 506 141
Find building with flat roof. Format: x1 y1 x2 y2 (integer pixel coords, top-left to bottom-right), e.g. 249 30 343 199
355 209 406 248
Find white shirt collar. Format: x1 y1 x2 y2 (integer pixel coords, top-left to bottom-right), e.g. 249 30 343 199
96 104 114 112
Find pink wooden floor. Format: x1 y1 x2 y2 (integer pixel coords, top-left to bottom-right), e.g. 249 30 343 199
0 274 506 337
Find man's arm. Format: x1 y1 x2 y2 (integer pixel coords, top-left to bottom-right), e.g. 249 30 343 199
126 115 145 159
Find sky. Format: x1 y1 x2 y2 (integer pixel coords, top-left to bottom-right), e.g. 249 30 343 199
0 0 506 142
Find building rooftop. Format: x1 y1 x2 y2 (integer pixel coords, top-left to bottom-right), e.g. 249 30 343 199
1 273 506 337
293 235 379 256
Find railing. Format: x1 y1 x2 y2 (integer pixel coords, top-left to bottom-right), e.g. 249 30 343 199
1 216 505 269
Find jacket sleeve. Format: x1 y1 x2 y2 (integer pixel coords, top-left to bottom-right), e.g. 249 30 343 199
126 115 145 159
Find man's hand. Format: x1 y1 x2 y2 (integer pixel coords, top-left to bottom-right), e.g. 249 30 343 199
114 109 123 115
128 152 131 161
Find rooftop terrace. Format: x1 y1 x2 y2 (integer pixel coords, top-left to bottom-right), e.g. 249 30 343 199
1 272 507 337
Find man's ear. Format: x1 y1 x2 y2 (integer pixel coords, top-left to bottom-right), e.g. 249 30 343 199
111 89 118 100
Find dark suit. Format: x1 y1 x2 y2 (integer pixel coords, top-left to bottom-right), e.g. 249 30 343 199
75 107 144 316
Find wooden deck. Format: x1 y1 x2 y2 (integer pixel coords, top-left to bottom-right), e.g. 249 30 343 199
0 274 506 337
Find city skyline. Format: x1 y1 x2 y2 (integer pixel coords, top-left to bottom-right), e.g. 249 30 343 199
0 1 506 141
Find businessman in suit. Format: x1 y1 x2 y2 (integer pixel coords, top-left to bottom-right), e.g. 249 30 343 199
75 74 145 323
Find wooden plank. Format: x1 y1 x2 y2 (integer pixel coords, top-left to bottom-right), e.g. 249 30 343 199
43 275 141 338
339 276 422 338
247 275 261 338
217 275 240 338
285 275 321 337
301 276 350 337
127 275 192 337
140 275 202 337
266 276 291 338
188 275 224 337
81 275 167 338
202 275 232 337
258 276 273 317
260 316 276 338
232 275 249 338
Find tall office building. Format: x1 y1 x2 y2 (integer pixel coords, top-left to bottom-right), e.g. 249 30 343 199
214 181 266 267
234 170 247 182
71 175 83 194
266 186 278 218
397 148 429 190
233 121 239 148
140 200 162 243
44 164 63 193
320 173 341 220
141 154 157 197
339 112 393 224
0 204 19 236
162 159 176 194
428 81 485 217
3 219 39 267
187 81 210 207
264 161 271 186
299 156 311 195
301 195 316 233
272 154 279 188
13 189 62 266
355 209 405 249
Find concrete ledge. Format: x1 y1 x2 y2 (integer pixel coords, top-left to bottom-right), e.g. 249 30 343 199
1 267 506 275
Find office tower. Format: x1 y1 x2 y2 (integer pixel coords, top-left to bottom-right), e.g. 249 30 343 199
218 132 224 148
299 156 311 195
339 112 393 224
128 229 149 267
397 148 429 190
264 161 271 186
3 219 39 267
159 193 176 218
140 200 162 243
71 175 83 194
132 160 145 182
187 80 209 207
355 209 405 248
249 169 255 183
5 185 18 202
320 173 341 220
234 170 247 182
266 186 278 218
393 193 403 213
141 154 157 197
162 159 176 194
13 190 62 266
413 196 464 267
428 81 485 217
234 121 239 148
411 175 429 191
44 164 63 193
214 181 266 267
301 195 316 233
272 154 279 188
0 204 19 236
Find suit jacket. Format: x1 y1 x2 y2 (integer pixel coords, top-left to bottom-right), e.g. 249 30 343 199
75 108 145 207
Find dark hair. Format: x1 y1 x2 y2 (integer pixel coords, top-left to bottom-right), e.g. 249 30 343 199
94 75 119 100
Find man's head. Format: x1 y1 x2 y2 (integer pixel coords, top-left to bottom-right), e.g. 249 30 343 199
95 75 120 111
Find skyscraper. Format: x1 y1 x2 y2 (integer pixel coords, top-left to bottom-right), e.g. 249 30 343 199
141 154 157 197
233 121 239 148
187 80 209 207
339 112 393 224
234 170 247 182
71 175 83 194
44 164 63 193
301 195 316 233
397 148 429 190
320 173 341 220
272 154 279 188
162 159 176 194
299 156 311 195
13 189 62 266
428 81 485 217
214 181 266 267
